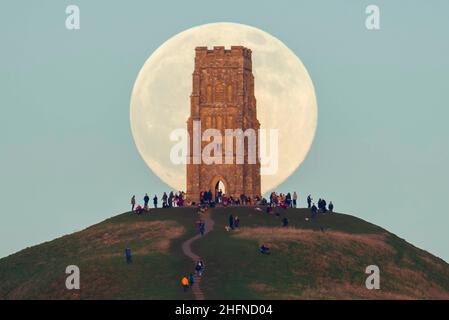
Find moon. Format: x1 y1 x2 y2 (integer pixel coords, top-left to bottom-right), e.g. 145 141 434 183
130 22 317 194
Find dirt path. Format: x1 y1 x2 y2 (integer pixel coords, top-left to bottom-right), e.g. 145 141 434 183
181 210 215 300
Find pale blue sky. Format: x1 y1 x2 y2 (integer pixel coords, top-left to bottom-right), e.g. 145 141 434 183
1 0 448 262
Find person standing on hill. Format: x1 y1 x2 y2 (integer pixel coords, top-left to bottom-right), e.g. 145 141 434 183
181 276 189 292
195 260 205 276
169 191 174 208
162 192 168 208
131 195 136 212
188 273 195 288
311 203 318 219
125 248 132 263
292 192 298 208
144 193 150 207
229 214 234 230
199 220 205 236
307 194 312 208
234 216 240 228
329 201 334 213
153 194 158 208
286 193 292 207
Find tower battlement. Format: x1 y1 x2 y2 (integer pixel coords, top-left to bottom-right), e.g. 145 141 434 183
194 46 252 70
195 46 252 57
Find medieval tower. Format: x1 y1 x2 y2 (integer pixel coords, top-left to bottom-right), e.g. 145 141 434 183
186 46 261 202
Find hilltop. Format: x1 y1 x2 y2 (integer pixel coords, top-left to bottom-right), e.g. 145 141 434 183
1 207 449 299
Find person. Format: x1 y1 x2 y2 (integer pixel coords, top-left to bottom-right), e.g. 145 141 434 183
240 194 246 206
195 260 205 276
218 189 223 204
223 194 228 206
286 193 291 207
311 203 318 219
292 192 297 208
131 195 136 212
181 276 189 292
259 244 271 255
162 192 168 208
188 273 195 288
329 201 334 213
135 205 143 215
307 194 312 208
169 191 174 208
282 217 289 227
153 195 158 208
125 248 132 263
322 199 327 213
144 193 150 207
229 214 234 230
199 221 205 236
234 216 240 228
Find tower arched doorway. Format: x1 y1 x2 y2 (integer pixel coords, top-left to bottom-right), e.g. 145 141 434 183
211 176 227 203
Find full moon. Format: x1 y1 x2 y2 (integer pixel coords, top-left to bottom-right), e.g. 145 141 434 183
130 22 317 194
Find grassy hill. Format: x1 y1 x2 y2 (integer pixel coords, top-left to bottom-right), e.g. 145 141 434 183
1 207 449 299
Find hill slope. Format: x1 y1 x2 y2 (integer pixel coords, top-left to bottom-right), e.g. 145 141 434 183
1 207 448 299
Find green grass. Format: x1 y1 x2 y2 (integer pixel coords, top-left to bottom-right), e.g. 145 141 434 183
192 207 449 299
1 206 449 299
0 208 199 300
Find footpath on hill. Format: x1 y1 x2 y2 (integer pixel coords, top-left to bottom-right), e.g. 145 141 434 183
181 210 215 300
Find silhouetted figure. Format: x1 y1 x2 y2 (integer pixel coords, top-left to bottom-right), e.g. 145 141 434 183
144 193 150 207
131 195 136 212
307 195 312 208
125 248 132 263
153 195 158 208
229 214 234 230
329 201 334 213
195 260 205 276
169 191 174 208
286 193 291 207
234 216 240 228
188 273 195 288
162 192 168 207
322 199 327 213
259 244 271 255
199 221 205 236
311 203 318 219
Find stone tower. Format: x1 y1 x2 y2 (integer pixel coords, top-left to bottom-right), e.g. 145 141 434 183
186 46 261 202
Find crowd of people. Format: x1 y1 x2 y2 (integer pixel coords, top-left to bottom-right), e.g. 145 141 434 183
199 189 258 207
130 191 189 214
306 194 334 219
129 191 335 217
127 190 336 293
181 260 205 292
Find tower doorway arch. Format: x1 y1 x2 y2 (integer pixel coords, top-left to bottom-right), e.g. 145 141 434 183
210 175 228 202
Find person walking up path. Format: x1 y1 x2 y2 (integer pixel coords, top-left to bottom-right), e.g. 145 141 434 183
181 210 215 300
